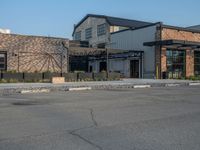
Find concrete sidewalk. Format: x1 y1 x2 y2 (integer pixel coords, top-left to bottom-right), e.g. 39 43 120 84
0 79 200 94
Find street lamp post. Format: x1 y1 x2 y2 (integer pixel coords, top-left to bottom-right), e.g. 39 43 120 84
105 42 116 79
106 48 109 78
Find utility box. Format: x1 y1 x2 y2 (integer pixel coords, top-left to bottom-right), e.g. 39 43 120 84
52 77 65 84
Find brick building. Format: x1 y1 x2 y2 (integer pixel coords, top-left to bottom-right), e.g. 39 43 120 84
109 23 200 79
0 33 69 73
73 14 200 79
144 24 200 79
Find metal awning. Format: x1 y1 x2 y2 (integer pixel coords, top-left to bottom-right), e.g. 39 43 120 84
89 50 144 61
143 40 200 49
69 47 143 56
69 47 106 56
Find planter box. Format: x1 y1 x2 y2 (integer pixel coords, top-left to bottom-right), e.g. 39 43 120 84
24 73 43 82
43 73 61 81
63 73 77 82
78 73 93 81
108 72 121 80
2 73 23 81
94 72 107 81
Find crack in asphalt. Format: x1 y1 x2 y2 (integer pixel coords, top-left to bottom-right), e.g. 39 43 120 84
0 108 101 149
68 108 102 149
69 131 103 150
0 125 94 143
90 108 98 127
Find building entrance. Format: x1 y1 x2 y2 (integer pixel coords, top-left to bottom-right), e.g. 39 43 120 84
130 60 140 78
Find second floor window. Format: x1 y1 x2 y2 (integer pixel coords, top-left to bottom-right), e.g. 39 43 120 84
97 24 106 36
85 28 92 40
75 31 81 41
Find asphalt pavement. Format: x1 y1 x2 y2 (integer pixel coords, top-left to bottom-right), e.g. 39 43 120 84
0 86 200 150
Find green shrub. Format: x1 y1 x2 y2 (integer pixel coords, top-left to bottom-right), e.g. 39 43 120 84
187 76 200 81
8 79 18 83
0 78 19 83
0 79 7 83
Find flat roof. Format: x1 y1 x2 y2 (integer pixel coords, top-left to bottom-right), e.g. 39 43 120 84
144 39 200 49
111 23 200 35
0 32 69 41
162 24 200 34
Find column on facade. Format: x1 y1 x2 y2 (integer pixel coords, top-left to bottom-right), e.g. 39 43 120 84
186 49 194 77
155 46 161 79
161 47 167 78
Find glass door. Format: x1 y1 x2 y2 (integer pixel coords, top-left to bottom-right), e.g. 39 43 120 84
130 60 140 78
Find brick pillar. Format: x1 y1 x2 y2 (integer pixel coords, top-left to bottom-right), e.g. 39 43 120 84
155 46 161 79
186 49 194 77
161 48 167 73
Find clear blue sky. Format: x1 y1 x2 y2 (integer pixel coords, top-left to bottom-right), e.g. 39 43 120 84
0 0 199 39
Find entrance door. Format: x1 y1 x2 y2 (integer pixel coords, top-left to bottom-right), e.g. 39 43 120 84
130 60 140 78
99 62 107 72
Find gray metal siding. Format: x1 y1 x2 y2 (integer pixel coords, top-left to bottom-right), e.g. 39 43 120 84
111 25 157 78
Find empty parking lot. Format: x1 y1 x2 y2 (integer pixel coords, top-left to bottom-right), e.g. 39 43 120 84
0 86 200 150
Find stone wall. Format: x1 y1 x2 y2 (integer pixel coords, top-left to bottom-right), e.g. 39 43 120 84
0 33 69 73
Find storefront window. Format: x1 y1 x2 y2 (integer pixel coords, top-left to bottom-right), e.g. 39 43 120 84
166 49 186 79
194 51 200 76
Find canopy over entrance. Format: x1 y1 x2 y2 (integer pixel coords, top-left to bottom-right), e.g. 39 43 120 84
68 47 144 73
68 47 143 56
144 40 200 50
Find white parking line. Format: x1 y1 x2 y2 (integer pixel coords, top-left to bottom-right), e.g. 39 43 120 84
0 98 29 101
189 83 200 86
165 84 180 87
68 87 92 91
134 85 151 88
20 89 50 94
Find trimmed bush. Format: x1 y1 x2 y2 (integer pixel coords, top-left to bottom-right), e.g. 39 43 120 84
94 72 107 81
63 73 77 82
2 73 23 82
43 72 61 81
108 72 121 80
78 73 93 81
24 73 43 82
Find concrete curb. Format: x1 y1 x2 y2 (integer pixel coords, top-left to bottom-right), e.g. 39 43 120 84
0 81 199 95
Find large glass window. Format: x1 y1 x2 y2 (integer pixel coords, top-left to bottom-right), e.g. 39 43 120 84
74 31 81 41
194 51 200 76
0 52 6 70
97 24 106 36
166 49 186 79
85 28 92 40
